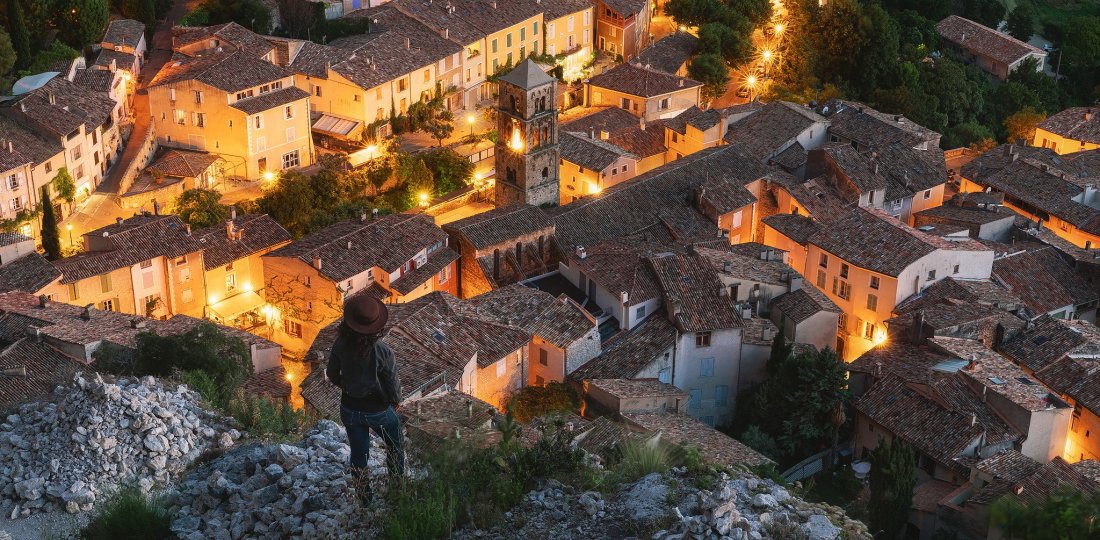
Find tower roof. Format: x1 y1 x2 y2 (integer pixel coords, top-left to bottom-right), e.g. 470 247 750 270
498 58 555 89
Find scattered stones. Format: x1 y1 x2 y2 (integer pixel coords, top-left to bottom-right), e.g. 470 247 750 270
0 373 238 516
169 420 389 540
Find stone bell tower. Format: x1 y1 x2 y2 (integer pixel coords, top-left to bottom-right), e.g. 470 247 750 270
494 59 560 207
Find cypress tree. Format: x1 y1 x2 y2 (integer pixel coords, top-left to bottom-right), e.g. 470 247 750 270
40 186 62 260
7 0 31 69
868 438 917 540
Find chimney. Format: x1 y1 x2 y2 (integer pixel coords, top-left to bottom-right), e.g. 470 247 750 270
576 245 587 259
964 355 978 371
723 261 732 272
130 318 147 329
588 127 596 139
718 285 729 297
874 361 882 378
969 413 977 427
678 79 684 87
5 140 11 153
184 223 191 235
404 37 411 50
992 323 1005 351
81 304 94 320
226 220 235 239
442 28 449 39
415 400 422 415
372 208 379 218
1086 111 1093 122
48 93 56 105
466 400 473 418
230 206 237 220
346 240 353 250
116 217 124 226
153 200 160 216
620 291 629 305
639 117 646 131
312 255 322 270
37 295 47 308
600 130 609 140
873 162 879 175
493 249 501 281
740 303 752 319
25 326 41 342
360 209 368 222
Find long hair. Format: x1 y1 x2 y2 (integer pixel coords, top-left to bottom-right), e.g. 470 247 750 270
338 321 382 348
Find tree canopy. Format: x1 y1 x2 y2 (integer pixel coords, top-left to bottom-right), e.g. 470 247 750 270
868 438 917 540
58 0 109 48
174 189 230 228
688 53 730 102
990 490 1100 539
40 187 62 261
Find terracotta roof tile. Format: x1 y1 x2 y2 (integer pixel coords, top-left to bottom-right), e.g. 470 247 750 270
761 213 821 244
648 253 742 333
194 214 291 270
635 31 699 74
992 246 1099 315
562 107 667 158
588 62 701 98
265 213 450 281
102 19 146 48
443 204 554 251
560 131 637 172
622 411 772 467
459 284 597 349
770 285 840 324
147 148 220 178
725 101 825 163
818 100 940 149
570 311 676 380
229 86 309 115
937 15 1045 67
0 253 62 293
1038 108 1100 145
54 215 206 283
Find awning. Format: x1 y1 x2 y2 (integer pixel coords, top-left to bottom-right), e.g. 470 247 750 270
209 291 264 320
312 113 362 139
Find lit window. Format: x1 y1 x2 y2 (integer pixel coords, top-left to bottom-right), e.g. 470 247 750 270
840 263 849 279
864 322 875 340
282 150 300 169
284 319 303 337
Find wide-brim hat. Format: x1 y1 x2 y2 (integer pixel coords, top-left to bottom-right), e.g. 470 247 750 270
343 295 389 335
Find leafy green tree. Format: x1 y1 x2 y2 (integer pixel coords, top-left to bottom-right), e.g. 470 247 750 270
6 0 31 69
1005 2 1037 41
1003 107 1046 145
39 187 62 260
868 438 916 540
739 425 779 459
200 0 271 32
19 41 80 78
58 0 109 48
95 322 252 404
728 0 771 25
990 490 1100 539
698 23 751 66
688 53 730 102
52 168 76 204
0 29 15 93
1058 16 1100 103
1004 58 1059 114
943 121 994 149
179 6 210 25
419 147 473 196
257 170 317 237
400 157 434 209
957 0 1005 29
174 189 230 228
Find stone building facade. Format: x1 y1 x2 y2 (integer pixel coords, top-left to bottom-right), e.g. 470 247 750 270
495 59 561 207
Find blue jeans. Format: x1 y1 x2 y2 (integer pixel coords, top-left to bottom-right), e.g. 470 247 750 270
340 405 405 480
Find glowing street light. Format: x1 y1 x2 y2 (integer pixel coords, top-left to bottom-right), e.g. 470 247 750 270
418 192 429 206
66 223 73 246
762 49 773 63
262 170 275 183
774 23 784 35
746 75 758 101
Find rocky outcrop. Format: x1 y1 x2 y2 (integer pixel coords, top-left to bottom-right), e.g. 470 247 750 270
454 469 871 540
169 420 388 540
0 374 239 517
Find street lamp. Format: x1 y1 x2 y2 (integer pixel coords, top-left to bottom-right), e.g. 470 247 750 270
466 114 476 135
66 224 73 246
746 75 757 101
774 23 784 35
419 192 429 206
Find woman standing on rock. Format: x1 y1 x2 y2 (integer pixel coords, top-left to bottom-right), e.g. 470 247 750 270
326 295 404 506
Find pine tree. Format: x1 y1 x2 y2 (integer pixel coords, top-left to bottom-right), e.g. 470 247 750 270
868 438 917 540
6 0 31 69
136 0 156 37
39 187 62 260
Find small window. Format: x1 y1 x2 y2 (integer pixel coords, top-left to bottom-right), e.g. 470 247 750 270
539 348 548 366
867 294 878 311
253 114 263 129
870 275 880 290
714 385 729 406
535 375 545 385
67 283 78 300
175 255 187 265
923 190 931 200
226 273 236 291
928 270 937 281
100 274 112 293
496 359 507 377
140 259 153 269
700 357 715 377
636 304 646 319
817 269 826 288
864 322 875 340
838 281 851 300
284 105 294 119
819 253 829 268
695 331 712 347
953 264 960 274
100 299 115 312
840 263 849 279
284 319 303 338
688 389 701 409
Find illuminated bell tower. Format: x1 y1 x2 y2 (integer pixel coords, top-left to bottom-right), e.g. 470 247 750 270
494 59 560 207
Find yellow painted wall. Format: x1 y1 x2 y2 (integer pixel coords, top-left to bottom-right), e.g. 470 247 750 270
1033 127 1100 155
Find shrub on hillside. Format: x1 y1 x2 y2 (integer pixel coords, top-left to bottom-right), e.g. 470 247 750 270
505 382 579 423
81 485 171 540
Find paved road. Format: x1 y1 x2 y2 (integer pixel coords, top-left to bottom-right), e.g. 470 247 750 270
64 0 201 241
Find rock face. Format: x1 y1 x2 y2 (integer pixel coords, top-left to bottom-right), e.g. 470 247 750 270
0 374 238 517
454 469 871 540
169 420 388 540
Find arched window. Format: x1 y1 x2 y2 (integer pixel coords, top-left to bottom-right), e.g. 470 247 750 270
510 95 517 112
542 167 549 178
506 167 517 183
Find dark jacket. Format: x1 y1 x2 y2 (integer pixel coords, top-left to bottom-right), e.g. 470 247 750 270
326 335 401 411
